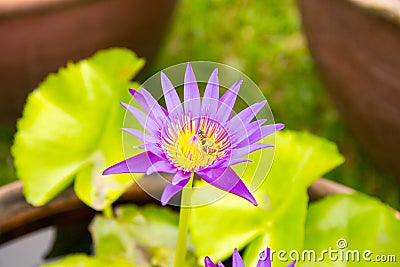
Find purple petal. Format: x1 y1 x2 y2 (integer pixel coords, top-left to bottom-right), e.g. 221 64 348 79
129 89 149 111
103 152 161 175
236 123 285 148
231 119 266 146
161 172 191 206
248 123 285 144
227 101 266 133
135 142 164 158
217 262 225 267
161 72 183 114
146 160 176 175
256 248 271 267
231 143 274 159
210 158 252 169
286 262 296 267
196 167 257 206
204 257 218 267
184 63 201 117
202 68 219 115
226 158 253 167
232 248 246 267
140 88 168 122
129 89 168 125
217 79 242 123
121 102 159 134
121 128 159 144
171 171 190 185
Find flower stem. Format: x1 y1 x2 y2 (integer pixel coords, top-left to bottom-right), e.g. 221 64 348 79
103 204 114 218
174 172 194 267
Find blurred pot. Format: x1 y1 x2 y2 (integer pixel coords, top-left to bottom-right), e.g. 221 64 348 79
0 0 177 125
298 0 400 180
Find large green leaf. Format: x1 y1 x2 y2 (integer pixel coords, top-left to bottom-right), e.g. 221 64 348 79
243 131 346 267
301 194 400 267
12 48 145 210
90 204 198 267
190 131 345 266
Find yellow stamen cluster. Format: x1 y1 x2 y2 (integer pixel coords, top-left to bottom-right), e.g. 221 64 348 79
161 115 230 172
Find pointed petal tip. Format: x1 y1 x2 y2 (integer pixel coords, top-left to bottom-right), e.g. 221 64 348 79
160 71 169 81
232 247 245 267
276 123 285 131
139 87 150 94
258 119 267 125
243 190 258 206
232 79 243 89
228 79 243 92
102 166 114 176
128 88 137 95
160 187 173 207
103 162 125 175
185 63 197 84
197 168 258 206
120 101 128 108
145 168 153 176
204 257 217 267
160 72 168 83
247 194 258 206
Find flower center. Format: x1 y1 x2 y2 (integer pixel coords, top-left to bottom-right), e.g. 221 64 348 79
161 115 230 172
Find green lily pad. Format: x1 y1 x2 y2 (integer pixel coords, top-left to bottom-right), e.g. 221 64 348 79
301 193 400 267
12 48 145 210
90 204 198 267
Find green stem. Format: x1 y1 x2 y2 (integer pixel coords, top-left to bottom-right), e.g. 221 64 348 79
103 204 114 218
174 172 194 267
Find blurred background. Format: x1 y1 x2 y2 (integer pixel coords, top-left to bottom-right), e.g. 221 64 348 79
0 0 399 209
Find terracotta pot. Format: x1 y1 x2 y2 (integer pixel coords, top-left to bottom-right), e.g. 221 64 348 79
298 0 400 180
0 0 177 125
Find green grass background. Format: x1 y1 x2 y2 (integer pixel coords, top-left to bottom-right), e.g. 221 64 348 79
1 0 398 208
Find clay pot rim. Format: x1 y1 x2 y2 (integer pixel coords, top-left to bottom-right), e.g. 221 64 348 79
348 0 400 26
0 0 99 18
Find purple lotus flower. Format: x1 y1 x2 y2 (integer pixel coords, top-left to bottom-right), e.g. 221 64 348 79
204 248 296 267
103 63 284 206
